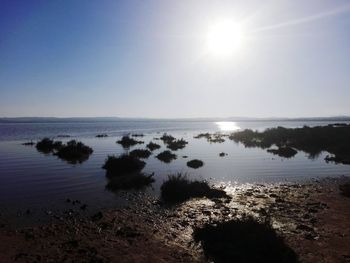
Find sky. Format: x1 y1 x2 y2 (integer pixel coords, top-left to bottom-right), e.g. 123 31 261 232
0 0 350 118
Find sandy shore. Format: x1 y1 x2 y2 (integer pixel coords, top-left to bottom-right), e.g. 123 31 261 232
0 176 349 263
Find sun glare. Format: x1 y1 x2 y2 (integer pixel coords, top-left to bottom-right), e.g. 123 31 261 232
206 19 245 58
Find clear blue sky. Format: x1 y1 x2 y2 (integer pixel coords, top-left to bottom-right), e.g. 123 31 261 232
1 0 350 118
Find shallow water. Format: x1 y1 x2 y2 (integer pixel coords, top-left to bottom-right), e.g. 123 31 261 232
0 120 349 225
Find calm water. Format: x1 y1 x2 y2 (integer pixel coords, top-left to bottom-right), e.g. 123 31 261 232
0 120 349 225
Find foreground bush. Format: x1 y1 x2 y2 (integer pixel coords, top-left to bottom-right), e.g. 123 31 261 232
102 154 146 177
55 140 93 164
117 136 143 148
160 174 229 204
193 216 298 263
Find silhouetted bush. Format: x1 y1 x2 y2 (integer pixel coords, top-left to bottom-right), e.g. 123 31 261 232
131 133 144 137
160 174 229 204
156 150 177 163
129 149 152 159
187 159 204 169
339 183 350 197
230 125 350 164
116 136 143 148
96 134 108 138
219 152 227 157
36 138 62 153
267 147 297 158
102 154 145 177
22 141 35 146
54 140 93 164
160 133 175 144
166 138 188 151
194 133 225 143
146 141 161 151
193 216 298 263
106 173 154 191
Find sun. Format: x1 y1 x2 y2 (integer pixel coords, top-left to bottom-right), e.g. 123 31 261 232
206 19 245 58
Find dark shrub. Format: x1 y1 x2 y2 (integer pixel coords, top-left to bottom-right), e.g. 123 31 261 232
55 140 93 164
187 159 204 169
160 174 229 204
102 154 146 177
267 147 297 158
146 141 161 151
219 152 227 157
131 133 144 137
156 150 177 163
129 149 152 159
117 136 143 148
36 138 62 153
194 133 225 143
193 216 298 263
166 138 188 151
160 133 175 144
339 183 350 197
106 173 154 192
96 134 108 138
22 141 35 146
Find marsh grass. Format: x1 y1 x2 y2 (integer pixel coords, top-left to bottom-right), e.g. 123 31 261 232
36 138 62 153
160 174 229 204
102 154 146 177
117 136 143 148
166 138 188 151
54 140 93 164
193 216 298 263
156 150 177 163
186 159 204 169
146 141 161 151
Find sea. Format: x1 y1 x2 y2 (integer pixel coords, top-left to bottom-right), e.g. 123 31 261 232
0 119 349 225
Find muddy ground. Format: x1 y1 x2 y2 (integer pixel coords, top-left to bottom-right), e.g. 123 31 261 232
0 176 349 263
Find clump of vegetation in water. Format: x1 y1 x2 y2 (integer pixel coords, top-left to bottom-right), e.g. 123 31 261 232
102 154 146 177
146 141 161 151
166 138 188 151
267 147 297 158
129 149 152 159
156 150 177 163
106 173 154 191
36 138 62 153
160 133 175 144
194 133 226 143
219 152 227 157
96 134 108 138
187 159 204 169
116 136 143 148
230 124 350 164
339 183 350 198
22 141 35 146
57 134 70 138
160 174 229 204
193 216 298 263
54 140 93 164
131 133 144 137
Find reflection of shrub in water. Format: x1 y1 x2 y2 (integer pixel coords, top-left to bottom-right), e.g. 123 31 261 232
116 136 143 149
267 147 297 158
129 149 152 159
186 159 204 169
146 141 161 151
54 140 93 164
193 216 298 263
102 154 146 177
156 150 177 163
106 173 154 191
160 174 229 204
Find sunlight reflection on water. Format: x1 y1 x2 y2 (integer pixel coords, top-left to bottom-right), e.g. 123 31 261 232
216 121 241 131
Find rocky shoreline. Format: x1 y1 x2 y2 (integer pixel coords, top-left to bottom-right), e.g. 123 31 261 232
0 176 349 263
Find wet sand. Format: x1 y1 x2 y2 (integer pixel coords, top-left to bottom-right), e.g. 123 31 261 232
0 176 349 263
